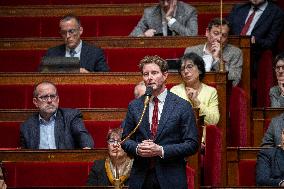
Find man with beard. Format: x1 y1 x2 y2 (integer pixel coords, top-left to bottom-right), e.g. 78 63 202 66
122 55 198 189
44 14 109 72
20 81 94 149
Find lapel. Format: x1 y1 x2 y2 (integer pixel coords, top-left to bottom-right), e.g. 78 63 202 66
138 97 152 140
239 5 251 29
253 2 272 31
152 6 163 34
58 45 66 56
80 42 87 67
155 92 175 141
175 2 184 23
32 114 40 149
54 109 64 149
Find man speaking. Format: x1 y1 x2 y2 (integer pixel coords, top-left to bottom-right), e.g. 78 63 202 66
122 55 199 189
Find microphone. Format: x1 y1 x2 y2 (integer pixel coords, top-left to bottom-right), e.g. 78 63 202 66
144 86 153 106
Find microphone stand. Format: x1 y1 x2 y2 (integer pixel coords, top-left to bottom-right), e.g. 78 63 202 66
113 150 121 189
121 94 151 144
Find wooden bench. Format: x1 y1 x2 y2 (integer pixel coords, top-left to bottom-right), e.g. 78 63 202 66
0 2 239 37
0 36 251 104
0 0 247 5
226 147 271 186
251 108 284 147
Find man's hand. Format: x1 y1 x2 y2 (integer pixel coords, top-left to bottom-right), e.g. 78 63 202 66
80 68 90 73
82 147 91 149
0 180 7 189
165 0 177 19
278 81 284 96
137 140 162 157
143 29 156 37
211 41 221 61
251 36 256 44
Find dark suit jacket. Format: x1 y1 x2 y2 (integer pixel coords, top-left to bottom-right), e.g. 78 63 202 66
261 112 284 147
256 147 284 186
20 108 94 149
227 1 284 50
45 41 109 72
86 160 111 186
122 91 199 189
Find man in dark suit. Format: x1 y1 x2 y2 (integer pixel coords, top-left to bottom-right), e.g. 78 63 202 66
227 0 284 70
44 14 109 73
122 55 199 189
256 129 284 186
20 81 94 149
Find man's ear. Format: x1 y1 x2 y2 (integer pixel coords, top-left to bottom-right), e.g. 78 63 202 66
79 26 83 36
33 97 38 108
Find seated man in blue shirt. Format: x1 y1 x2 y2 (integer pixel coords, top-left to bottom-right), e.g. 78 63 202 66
20 81 94 149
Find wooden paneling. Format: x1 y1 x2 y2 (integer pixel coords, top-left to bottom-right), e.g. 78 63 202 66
0 2 237 17
251 108 284 146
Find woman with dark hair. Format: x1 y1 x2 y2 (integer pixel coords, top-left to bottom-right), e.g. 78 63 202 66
86 128 133 186
270 52 284 107
170 52 220 143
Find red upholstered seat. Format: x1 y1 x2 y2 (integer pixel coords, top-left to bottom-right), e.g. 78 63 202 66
0 122 21 148
4 162 93 187
0 84 137 109
256 50 273 107
56 84 91 108
0 85 30 109
229 86 248 146
0 50 44 72
84 120 122 148
105 48 184 72
0 17 40 38
203 125 222 186
186 164 195 189
90 84 135 108
238 160 256 186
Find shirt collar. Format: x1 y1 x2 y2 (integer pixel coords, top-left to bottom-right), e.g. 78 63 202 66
67 40 82 54
39 111 57 124
251 1 268 12
151 88 168 103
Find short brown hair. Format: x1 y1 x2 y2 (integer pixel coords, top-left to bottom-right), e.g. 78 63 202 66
139 55 168 73
207 18 230 31
107 128 123 140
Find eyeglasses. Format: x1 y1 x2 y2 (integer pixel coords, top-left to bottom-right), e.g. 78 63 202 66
181 64 195 72
274 65 284 72
59 28 79 36
107 139 121 145
37 94 58 102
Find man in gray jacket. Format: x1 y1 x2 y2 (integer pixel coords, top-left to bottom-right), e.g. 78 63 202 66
20 81 94 149
130 0 197 37
185 18 243 86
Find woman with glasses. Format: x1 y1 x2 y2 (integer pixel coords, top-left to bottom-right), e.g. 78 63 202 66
170 52 220 144
87 128 133 186
270 52 284 107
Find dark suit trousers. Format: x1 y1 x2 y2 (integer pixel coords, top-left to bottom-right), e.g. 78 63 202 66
142 168 161 189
